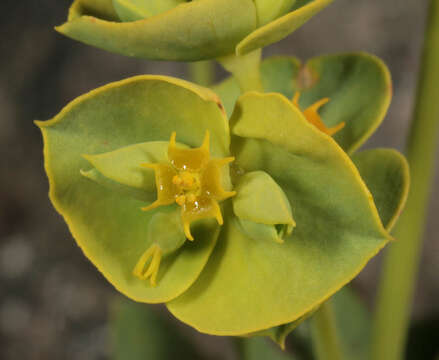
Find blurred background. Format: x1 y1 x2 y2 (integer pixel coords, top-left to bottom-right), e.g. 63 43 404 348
1 1 438 359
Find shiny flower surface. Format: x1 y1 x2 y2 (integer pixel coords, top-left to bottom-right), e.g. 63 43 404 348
142 131 235 240
133 131 235 286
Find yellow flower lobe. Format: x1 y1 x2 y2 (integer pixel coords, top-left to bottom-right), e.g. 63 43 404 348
142 131 235 241
292 92 345 136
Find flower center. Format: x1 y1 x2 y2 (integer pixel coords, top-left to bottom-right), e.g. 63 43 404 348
140 131 236 240
134 131 236 285
172 171 201 206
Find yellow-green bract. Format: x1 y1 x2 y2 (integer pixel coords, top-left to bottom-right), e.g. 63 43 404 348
36 55 408 336
56 0 333 60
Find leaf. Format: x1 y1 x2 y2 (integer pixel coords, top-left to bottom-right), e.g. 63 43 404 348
352 149 409 231
69 0 119 21
252 149 409 346
111 297 203 360
112 0 185 21
81 168 152 202
82 140 192 206
244 310 317 350
83 141 170 195
213 54 391 154
166 92 391 335
36 75 229 303
258 286 372 357
253 0 297 26
237 0 334 56
56 0 257 61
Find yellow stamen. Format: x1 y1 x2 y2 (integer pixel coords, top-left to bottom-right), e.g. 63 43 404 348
141 201 162 212
183 220 194 241
172 175 182 185
132 244 162 287
186 193 197 203
180 172 195 188
175 195 186 206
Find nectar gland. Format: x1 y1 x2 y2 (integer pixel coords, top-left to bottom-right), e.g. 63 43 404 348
133 131 235 286
292 92 345 136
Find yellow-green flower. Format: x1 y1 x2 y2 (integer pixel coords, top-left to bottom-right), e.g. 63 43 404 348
133 131 235 285
36 55 408 337
56 0 333 60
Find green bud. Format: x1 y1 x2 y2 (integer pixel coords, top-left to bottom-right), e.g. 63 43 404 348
233 171 295 243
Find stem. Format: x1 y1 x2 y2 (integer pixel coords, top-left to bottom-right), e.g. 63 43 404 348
310 301 344 360
188 61 214 87
371 1 439 359
218 49 263 92
232 337 245 360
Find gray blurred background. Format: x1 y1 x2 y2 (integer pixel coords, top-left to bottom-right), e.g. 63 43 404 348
0 1 438 359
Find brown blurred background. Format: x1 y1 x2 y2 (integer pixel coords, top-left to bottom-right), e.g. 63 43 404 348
0 1 438 359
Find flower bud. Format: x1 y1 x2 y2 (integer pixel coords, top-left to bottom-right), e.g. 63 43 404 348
233 171 295 243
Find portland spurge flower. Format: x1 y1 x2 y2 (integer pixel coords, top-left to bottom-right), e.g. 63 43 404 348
37 66 407 338
133 131 235 285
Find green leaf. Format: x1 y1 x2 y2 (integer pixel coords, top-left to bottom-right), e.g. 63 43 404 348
237 0 334 56
213 56 302 117
298 54 392 154
83 141 169 195
352 149 409 231
248 149 409 345
69 0 119 21
111 297 203 360
243 337 296 360
254 0 297 26
112 0 185 21
213 54 391 154
244 310 317 350
60 0 331 61
56 0 257 61
211 77 243 119
82 140 190 205
36 75 229 304
166 92 391 335
81 168 152 202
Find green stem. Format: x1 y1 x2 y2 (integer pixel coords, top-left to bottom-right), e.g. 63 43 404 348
188 61 215 87
371 1 439 359
310 301 343 360
232 337 245 359
218 49 263 92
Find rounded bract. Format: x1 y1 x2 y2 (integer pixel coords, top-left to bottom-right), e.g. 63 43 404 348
56 0 333 60
35 73 404 336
